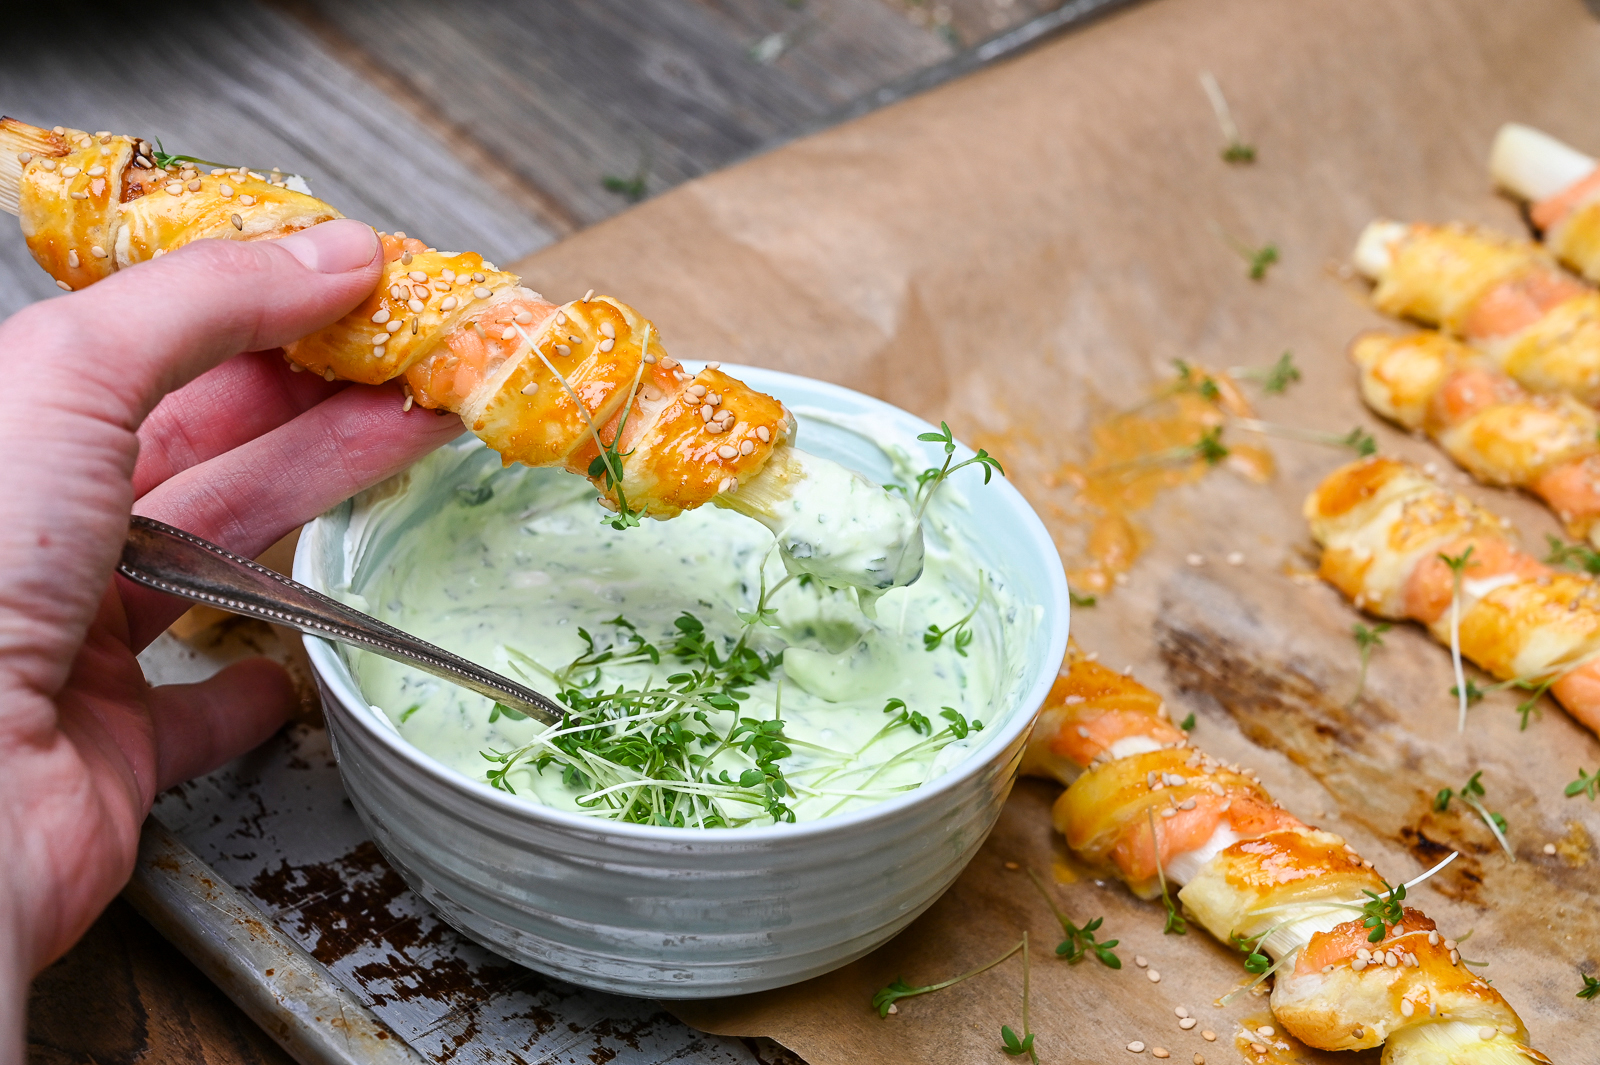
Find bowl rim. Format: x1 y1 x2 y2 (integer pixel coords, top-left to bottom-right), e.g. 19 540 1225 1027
295 363 1070 844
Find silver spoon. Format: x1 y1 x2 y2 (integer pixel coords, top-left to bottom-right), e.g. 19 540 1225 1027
119 515 562 726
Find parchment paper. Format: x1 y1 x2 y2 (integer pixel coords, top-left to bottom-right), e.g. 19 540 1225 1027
512 1 1600 1061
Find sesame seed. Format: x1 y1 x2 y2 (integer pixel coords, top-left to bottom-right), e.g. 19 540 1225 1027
386 321 402 333
408 270 428 282
1152 1051 1169 1060
1385 951 1399 967
1249 1044 1266 1055
555 344 572 356
1193 1056 1204 1065
1179 1019 1196 1030
717 445 738 460
707 361 721 370
187 179 201 192
1427 932 1440 946
442 269 455 282
1126 1042 1145 1054
599 338 615 352
728 477 738 491
1450 950 1460 965
87 165 105 177
372 309 391 324
413 285 429 299
372 333 390 344
16 152 30 164
701 405 715 422
1135 956 1147 968
135 156 152 168
67 250 80 268
1400 1000 1414 1017
583 288 594 301
885 1004 897 1015
717 477 732 493
61 165 81 177
555 311 567 325
1147 969 1161 983
220 184 234 197
1351 959 1367 974
521 381 540 396
1478 1028 1497 1041
1003 861 1020 870
1543 843 1557 855
688 384 707 397
600 322 616 339
501 326 518 341
756 426 770 442
166 182 183 195
643 353 657 364
71 190 89 200
739 440 755 456
402 394 414 412
239 194 255 206
474 286 492 299
55 280 72 291
401 251 413 265
1255 1027 1273 1038
1174 1007 1189 1019
1444 939 1457 950
373 342 387 355
1160 808 1176 818
515 310 534 325
1500 1025 1516 1035
441 297 458 311
1201 1031 1215 1042
90 245 107 258
408 298 425 312
473 272 485 283
231 213 244 231
324 369 336 381
41 159 56 170
1185 553 1204 566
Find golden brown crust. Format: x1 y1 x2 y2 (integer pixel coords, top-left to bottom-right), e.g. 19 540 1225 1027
1372 224 1556 333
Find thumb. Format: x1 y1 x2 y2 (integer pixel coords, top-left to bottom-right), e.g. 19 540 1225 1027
2 218 382 430
147 658 299 791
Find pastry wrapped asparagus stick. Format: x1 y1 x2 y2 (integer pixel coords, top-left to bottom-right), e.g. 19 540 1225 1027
1490 123 1600 284
1351 220 1600 406
1307 456 1600 738
1021 646 1547 1063
1352 330 1600 545
0 118 923 591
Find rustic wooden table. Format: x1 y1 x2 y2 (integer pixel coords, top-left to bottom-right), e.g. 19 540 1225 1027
7 1 1131 1061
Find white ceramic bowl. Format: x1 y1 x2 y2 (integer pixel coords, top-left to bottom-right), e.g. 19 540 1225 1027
295 365 1069 997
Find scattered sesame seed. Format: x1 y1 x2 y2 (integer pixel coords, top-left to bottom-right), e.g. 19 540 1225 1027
1185 553 1204 567
739 440 755 456
1179 1019 1196 1030
474 286 492 299
600 322 616 339
1249 1044 1266 1055
1193 1056 1204 1065
441 297 458 311
373 344 386 357
756 426 770 442
323 369 336 381
1003 861 1020 870
1478 1027 1497 1041
643 354 657 364
166 182 184 196
387 321 402 333
701 405 715 422
885 1003 898 1015
1444 939 1457 951
402 394 414 412
1400 999 1414 1017
717 445 738 460
41 159 56 170
1543 843 1557 855
1147 969 1161 983
1201 1031 1216 1042
87 165 105 177
1499 1025 1516 1035
70 190 89 200
372 333 391 344
16 152 30 164
1450 950 1460 965
134 156 152 168
55 280 72 291
187 179 202 192
501 326 518 341
583 288 594 301
90 245 107 258
1174 1007 1189 1019
62 165 81 177
473 272 485 283
401 251 413 265
239 194 255 206
231 213 244 231
408 298 425 313
67 250 80 268
372 309 392 324
1127 1042 1146 1054
521 381 540 396
599 338 615 352
408 270 428 282
442 269 456 282
220 184 234 198
555 344 572 356
1255 1027 1274 1038
1152 1050 1169 1060
1135 955 1148 968
515 310 534 325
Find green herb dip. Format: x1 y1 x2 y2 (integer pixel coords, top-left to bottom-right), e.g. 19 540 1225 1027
339 431 1019 827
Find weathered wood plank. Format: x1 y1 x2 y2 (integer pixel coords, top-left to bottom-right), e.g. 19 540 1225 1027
0 2 558 317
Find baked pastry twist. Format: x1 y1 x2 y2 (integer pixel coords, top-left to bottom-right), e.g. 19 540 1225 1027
1021 645 1548 1063
1352 221 1600 406
0 118 925 589
1352 330 1600 545
1491 123 1600 285
1306 456 1600 738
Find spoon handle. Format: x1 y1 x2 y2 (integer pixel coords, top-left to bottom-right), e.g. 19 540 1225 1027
119 516 562 726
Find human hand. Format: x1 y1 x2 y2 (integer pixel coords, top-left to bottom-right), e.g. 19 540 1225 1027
0 221 463 1054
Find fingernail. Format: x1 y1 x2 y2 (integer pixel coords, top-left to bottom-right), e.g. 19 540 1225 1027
275 219 379 273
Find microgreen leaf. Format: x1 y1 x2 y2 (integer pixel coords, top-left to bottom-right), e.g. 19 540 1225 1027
1544 535 1600 574
1024 868 1120 968
1580 972 1600 1000
1258 351 1299 394
1069 590 1097 607
1147 808 1187 935
1359 877 1406 943
870 938 1025 1017
1566 767 1600 801
1179 712 1196 732
1347 621 1390 707
908 422 1005 522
